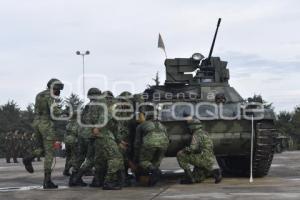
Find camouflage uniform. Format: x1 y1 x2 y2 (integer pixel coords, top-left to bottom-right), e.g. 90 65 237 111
115 92 134 182
70 88 100 187
176 119 214 183
30 89 61 173
10 132 19 163
23 78 64 189
64 117 79 176
74 106 96 175
94 123 124 189
92 91 125 189
15 132 23 159
4 132 17 163
134 119 169 185
32 133 41 161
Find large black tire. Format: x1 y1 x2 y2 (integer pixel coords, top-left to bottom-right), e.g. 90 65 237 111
217 121 276 177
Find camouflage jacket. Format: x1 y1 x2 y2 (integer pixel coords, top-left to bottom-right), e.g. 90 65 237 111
65 119 79 144
134 120 169 152
34 89 61 120
82 99 117 139
184 120 214 155
114 100 133 144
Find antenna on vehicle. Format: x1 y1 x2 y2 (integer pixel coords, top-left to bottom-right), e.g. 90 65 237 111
208 18 221 61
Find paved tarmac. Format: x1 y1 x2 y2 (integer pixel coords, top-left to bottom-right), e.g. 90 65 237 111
0 151 300 200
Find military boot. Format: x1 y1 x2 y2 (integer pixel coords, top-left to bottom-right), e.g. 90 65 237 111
6 158 10 163
63 169 71 176
71 169 87 187
69 171 77 186
69 171 87 187
213 169 222 184
103 170 124 190
89 171 104 187
13 158 18 163
103 181 122 190
180 169 195 184
43 172 58 189
22 156 35 173
148 167 161 186
118 170 127 187
124 174 134 187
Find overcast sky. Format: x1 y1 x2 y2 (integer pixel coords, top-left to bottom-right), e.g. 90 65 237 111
0 0 299 112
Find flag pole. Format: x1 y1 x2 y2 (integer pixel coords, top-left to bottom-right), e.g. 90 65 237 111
250 114 254 183
163 50 167 59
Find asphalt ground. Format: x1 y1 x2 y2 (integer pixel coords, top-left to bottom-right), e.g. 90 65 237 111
0 151 300 200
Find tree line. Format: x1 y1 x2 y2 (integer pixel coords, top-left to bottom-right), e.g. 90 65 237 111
0 93 82 157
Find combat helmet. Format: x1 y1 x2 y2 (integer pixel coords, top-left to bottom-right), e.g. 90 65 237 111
47 78 64 90
102 91 114 98
118 91 132 101
187 118 202 132
87 88 101 99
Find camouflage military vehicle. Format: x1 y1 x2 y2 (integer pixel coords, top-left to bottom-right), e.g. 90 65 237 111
143 19 277 177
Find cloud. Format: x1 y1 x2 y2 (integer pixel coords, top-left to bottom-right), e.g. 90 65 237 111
0 0 299 112
219 51 300 112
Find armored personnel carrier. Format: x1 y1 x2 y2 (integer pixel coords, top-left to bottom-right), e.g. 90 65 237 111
143 19 277 177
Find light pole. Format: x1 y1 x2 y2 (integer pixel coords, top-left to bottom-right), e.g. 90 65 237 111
76 50 90 101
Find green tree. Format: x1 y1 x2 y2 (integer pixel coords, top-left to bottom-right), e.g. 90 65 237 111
20 103 35 132
276 111 294 136
65 93 83 111
247 94 273 110
0 101 22 157
0 101 22 132
292 106 300 135
276 106 300 150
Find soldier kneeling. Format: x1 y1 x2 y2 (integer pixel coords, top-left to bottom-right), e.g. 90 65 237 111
134 107 169 186
177 115 222 184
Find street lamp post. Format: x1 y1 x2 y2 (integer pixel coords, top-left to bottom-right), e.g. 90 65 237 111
76 50 90 101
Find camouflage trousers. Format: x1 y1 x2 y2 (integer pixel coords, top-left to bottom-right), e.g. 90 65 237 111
70 136 87 172
5 145 18 163
32 119 56 173
64 143 77 171
94 137 124 183
138 145 168 172
177 151 214 182
78 138 95 172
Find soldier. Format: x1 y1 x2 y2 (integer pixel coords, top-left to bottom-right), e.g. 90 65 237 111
4 131 13 163
176 116 222 184
115 91 135 185
12 131 19 163
22 78 64 189
69 88 101 187
63 110 79 176
92 91 125 190
134 106 169 186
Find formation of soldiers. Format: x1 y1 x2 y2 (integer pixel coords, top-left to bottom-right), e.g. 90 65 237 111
22 78 222 190
3 131 41 163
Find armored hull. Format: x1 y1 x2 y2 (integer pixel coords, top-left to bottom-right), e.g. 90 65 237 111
143 56 277 177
